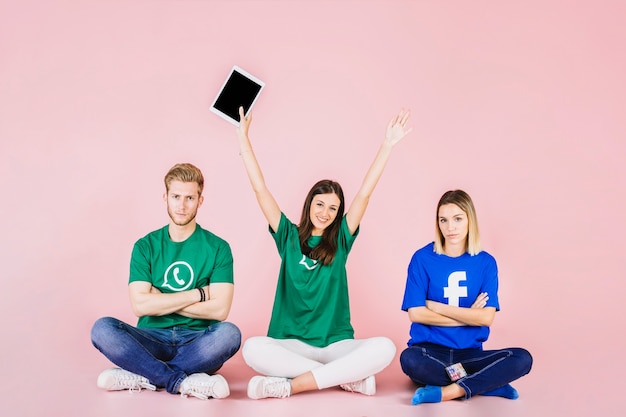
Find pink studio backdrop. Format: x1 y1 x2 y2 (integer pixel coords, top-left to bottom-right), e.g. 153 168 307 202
1 1 625 416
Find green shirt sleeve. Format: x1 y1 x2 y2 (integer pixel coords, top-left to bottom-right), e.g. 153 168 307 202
129 239 153 284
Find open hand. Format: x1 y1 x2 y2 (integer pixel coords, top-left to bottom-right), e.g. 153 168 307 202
385 108 412 145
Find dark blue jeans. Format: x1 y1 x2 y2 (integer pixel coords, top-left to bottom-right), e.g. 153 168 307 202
91 317 241 394
400 343 532 399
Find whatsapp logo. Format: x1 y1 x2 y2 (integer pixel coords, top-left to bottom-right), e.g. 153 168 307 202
163 261 194 291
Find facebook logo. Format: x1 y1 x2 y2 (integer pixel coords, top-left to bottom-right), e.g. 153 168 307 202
444 271 467 307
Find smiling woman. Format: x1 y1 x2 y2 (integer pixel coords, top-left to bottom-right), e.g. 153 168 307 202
297 180 344 265
233 107 412 400
309 191 340 235
2 0 624 415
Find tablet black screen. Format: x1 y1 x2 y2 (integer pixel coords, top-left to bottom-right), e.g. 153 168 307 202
212 70 263 122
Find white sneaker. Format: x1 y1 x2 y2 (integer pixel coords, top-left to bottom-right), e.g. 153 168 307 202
247 376 292 399
340 375 376 395
179 373 230 400
97 368 156 392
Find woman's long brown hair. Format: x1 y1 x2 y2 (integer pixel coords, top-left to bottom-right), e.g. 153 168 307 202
297 179 345 265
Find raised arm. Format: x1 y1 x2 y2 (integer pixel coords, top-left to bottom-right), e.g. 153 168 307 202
236 107 281 232
345 109 412 234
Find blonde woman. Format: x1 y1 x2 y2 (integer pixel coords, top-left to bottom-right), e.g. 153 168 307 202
400 190 532 405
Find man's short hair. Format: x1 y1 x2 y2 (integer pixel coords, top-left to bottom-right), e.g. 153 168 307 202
164 163 204 196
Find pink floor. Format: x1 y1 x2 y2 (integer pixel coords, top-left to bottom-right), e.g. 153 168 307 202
6 344 612 417
3 2 624 413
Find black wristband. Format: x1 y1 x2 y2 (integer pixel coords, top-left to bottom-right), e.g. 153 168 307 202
197 287 206 302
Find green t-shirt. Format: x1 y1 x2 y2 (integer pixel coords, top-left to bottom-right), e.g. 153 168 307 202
129 224 234 330
267 213 359 347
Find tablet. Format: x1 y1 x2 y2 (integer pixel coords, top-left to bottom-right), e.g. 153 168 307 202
210 65 265 126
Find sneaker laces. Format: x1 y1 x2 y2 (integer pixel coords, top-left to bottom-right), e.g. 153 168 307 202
262 377 291 398
340 380 362 393
340 375 375 395
180 375 216 400
129 381 156 393
116 372 156 392
182 389 207 400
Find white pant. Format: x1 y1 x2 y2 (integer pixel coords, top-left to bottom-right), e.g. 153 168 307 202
242 336 397 389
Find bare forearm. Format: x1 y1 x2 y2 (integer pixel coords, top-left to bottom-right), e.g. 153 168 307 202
237 130 281 230
239 143 267 194
346 109 411 232
347 142 394 232
358 142 394 198
177 299 231 322
427 301 495 327
131 287 200 317
177 283 234 322
408 306 465 327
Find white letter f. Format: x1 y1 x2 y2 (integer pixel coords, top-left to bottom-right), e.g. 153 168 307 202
444 271 467 307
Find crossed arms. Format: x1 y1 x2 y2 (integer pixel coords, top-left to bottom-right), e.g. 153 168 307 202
407 292 495 327
129 281 234 322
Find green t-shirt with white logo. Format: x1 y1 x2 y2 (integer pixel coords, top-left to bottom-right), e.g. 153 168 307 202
129 224 234 330
267 213 359 347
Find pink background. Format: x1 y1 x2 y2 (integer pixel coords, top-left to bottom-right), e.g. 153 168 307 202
1 1 625 416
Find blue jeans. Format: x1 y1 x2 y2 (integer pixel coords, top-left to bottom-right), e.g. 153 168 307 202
400 343 532 399
91 317 241 394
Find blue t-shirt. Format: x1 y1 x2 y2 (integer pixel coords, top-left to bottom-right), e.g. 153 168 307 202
401 242 500 349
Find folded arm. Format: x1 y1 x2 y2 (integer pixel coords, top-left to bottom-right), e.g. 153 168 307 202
129 281 201 317
408 306 466 326
407 292 495 327
426 301 495 327
176 283 234 322
129 282 234 322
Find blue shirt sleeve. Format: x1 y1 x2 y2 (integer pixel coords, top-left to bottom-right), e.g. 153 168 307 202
401 250 428 311
481 253 500 311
